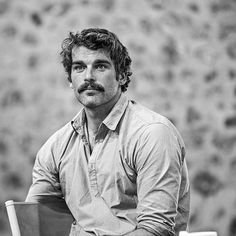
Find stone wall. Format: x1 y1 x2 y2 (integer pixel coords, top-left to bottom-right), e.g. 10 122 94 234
0 0 236 235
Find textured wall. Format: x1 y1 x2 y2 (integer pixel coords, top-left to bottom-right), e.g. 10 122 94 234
0 0 236 235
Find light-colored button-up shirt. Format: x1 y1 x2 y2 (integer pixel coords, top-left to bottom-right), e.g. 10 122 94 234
26 94 190 236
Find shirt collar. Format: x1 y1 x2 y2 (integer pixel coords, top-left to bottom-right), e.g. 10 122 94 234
71 94 128 133
71 108 86 134
102 94 128 131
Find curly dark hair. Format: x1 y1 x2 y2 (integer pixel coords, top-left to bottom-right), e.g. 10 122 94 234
60 28 132 92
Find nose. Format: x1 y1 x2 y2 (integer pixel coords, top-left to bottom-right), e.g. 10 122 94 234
84 67 95 82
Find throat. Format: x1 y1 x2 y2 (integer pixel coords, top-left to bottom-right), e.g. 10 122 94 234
84 108 109 153
85 121 98 153
84 92 121 152
84 91 121 125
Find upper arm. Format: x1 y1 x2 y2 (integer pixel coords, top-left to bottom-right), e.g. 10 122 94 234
134 123 185 235
26 134 63 203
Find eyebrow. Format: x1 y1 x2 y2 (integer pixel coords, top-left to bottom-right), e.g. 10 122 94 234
72 61 84 66
72 59 112 66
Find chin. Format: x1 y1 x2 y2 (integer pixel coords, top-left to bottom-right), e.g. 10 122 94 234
77 95 99 107
84 102 100 109
80 99 102 108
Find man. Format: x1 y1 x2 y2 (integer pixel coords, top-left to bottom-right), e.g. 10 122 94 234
26 28 190 236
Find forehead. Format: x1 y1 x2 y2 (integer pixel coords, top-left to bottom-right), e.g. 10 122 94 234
72 46 112 62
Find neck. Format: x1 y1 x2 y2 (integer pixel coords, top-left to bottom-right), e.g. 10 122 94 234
84 92 122 135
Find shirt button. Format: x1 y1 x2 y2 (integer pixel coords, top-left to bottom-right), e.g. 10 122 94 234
73 221 76 225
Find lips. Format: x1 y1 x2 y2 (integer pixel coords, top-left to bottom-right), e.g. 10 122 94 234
86 86 97 90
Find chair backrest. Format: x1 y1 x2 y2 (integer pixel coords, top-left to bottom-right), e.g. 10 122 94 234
5 200 74 236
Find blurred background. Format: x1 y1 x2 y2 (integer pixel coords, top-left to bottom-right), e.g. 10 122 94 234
0 0 236 235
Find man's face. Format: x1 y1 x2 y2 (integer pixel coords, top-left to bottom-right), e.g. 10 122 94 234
70 46 122 109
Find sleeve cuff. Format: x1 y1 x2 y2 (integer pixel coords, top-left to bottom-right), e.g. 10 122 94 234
137 222 175 236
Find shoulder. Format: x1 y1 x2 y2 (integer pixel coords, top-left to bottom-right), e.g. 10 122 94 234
123 100 186 158
38 121 75 155
127 100 171 125
126 100 181 137
35 120 76 169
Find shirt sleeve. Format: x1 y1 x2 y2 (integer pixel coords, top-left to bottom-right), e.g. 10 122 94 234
134 123 185 236
25 133 64 203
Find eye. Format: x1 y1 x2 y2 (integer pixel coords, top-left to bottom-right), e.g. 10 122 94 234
95 64 107 71
72 64 86 72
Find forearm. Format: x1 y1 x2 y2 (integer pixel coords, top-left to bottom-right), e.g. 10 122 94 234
123 228 156 236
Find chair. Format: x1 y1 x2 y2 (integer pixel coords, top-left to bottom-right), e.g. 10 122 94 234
5 200 74 236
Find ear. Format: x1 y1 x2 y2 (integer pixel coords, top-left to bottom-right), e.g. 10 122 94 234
118 73 127 86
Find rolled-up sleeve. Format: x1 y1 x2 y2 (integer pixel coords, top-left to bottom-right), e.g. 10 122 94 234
135 123 184 236
26 134 63 203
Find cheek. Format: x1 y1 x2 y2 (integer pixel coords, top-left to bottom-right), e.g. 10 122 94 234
103 73 119 88
104 80 119 92
71 75 82 87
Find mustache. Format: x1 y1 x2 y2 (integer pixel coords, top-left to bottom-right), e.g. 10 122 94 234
77 82 105 93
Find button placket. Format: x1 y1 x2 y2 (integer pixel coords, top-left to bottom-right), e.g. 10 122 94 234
87 141 103 196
